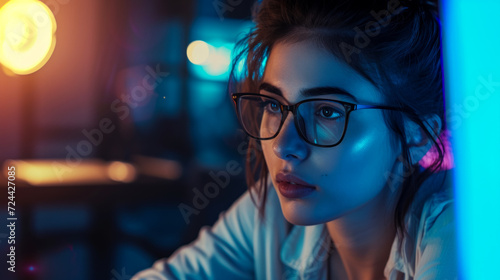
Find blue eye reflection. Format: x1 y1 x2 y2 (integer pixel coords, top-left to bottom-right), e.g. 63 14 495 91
315 105 342 120
263 99 281 113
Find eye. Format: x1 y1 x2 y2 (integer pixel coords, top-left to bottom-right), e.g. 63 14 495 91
263 100 280 113
316 106 342 119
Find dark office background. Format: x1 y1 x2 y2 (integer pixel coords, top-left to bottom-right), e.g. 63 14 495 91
0 0 258 279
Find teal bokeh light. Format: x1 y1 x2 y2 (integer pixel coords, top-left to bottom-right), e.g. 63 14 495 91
187 18 253 81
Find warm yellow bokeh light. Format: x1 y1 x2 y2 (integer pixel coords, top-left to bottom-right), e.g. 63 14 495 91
0 0 57 75
187 40 210 65
107 161 137 183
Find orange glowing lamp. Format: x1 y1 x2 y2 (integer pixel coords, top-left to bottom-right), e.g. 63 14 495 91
0 0 56 75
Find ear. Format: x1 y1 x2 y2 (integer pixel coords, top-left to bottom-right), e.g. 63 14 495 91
404 114 442 165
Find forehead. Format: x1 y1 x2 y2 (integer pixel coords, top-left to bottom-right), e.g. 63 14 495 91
262 40 384 104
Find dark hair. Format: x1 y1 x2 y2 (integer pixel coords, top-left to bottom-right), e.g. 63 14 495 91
229 0 447 247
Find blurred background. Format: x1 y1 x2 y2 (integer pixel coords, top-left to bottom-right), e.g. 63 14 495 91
1 0 500 279
0 0 257 279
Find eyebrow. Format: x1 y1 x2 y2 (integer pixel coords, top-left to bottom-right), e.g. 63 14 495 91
258 82 358 102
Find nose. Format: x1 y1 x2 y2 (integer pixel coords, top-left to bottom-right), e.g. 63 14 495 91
272 112 309 161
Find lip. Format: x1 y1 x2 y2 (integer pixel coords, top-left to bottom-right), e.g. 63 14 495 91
276 172 316 199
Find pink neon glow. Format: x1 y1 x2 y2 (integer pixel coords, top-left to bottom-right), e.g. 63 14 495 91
419 129 455 171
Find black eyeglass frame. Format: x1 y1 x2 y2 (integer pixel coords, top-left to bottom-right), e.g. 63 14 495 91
232 93 409 148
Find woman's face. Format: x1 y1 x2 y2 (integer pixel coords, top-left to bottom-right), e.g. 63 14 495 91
260 40 402 225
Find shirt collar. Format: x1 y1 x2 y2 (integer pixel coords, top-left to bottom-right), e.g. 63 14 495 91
280 223 332 273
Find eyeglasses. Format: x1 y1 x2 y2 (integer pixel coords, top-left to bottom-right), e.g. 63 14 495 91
232 93 407 147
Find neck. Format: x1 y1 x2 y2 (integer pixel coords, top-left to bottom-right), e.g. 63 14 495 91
326 185 397 280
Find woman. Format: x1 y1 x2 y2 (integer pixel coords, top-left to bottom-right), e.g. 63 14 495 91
133 0 456 279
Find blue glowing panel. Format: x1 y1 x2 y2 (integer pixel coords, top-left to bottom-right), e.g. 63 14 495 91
441 1 500 279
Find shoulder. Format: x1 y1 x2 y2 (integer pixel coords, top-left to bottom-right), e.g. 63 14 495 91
412 181 455 259
409 170 457 278
210 175 287 241
413 178 457 279
412 169 455 242
131 176 291 280
417 184 454 238
385 170 457 279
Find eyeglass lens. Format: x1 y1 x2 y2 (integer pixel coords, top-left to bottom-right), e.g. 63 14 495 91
238 95 347 146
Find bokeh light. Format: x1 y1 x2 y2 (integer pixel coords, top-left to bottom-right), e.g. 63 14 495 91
186 40 210 65
0 0 57 75
107 161 137 183
201 44 231 77
187 40 234 81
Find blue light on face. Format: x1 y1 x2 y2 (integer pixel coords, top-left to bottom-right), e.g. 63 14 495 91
441 1 500 279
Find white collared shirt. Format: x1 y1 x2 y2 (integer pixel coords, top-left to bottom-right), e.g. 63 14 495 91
132 174 457 280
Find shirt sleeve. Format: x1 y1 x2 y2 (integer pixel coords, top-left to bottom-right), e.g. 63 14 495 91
131 190 256 280
414 194 458 280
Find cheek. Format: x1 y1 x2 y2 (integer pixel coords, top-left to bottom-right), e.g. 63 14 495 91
261 139 288 196
316 113 398 205
338 115 395 169
259 112 400 225
261 140 275 172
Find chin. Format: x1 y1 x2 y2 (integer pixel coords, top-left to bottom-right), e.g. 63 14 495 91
283 213 316 226
281 201 342 226
280 202 340 226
